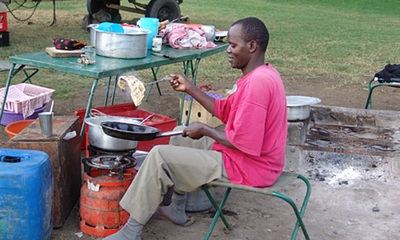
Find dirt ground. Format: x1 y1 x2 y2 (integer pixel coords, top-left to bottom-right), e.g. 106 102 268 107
2 72 400 240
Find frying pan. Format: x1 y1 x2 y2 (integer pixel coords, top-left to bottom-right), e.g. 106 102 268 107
101 121 183 141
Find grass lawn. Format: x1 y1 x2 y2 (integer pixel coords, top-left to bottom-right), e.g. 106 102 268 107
0 0 399 99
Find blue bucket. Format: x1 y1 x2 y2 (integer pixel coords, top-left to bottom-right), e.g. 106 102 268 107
140 17 159 49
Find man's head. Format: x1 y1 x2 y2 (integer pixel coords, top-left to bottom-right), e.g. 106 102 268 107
226 17 269 73
231 17 269 52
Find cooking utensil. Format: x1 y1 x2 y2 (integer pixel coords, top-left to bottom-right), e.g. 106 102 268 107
87 23 99 47
95 28 150 59
139 113 154 125
201 25 216 42
85 116 141 150
151 52 176 60
215 30 228 42
49 100 54 113
286 96 321 121
101 121 183 141
143 76 172 86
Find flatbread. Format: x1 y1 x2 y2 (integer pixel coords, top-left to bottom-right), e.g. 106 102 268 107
118 75 146 106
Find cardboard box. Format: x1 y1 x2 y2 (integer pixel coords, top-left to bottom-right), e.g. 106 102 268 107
180 92 225 127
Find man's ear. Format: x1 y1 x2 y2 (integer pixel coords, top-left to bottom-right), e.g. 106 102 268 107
248 40 257 53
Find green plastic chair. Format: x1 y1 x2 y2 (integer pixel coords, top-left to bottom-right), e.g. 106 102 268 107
202 171 311 240
365 77 400 109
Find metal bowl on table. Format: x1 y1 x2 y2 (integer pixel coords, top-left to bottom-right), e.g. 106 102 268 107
95 28 150 59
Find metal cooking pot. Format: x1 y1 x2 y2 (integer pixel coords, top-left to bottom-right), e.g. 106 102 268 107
286 96 321 121
95 28 150 59
87 24 99 47
84 116 141 151
201 25 216 42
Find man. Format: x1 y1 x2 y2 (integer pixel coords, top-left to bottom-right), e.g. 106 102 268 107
104 17 287 240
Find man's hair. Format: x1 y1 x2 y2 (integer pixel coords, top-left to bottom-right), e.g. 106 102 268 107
232 17 269 52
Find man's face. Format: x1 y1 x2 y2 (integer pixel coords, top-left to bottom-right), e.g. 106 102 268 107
226 24 250 70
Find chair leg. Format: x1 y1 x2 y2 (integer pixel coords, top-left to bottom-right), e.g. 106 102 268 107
272 175 311 240
365 78 386 109
202 186 233 240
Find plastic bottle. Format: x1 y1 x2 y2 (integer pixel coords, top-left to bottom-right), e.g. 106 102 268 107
152 35 162 52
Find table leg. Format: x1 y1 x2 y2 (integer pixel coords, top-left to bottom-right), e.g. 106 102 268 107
103 76 112 106
145 67 162 102
21 68 39 84
0 64 26 123
110 75 119 105
79 78 99 141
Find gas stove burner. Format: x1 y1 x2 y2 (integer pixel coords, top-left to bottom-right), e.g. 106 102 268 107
83 155 136 170
82 155 137 179
87 145 136 157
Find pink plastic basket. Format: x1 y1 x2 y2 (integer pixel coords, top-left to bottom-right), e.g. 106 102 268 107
0 83 54 118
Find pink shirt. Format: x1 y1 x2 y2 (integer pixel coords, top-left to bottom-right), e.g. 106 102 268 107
212 64 287 187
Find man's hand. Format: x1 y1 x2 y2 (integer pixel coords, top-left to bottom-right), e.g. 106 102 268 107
182 122 208 139
169 73 195 93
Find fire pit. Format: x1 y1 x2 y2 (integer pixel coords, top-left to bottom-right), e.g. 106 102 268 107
286 105 400 186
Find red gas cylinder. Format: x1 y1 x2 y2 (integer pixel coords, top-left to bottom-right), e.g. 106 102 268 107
80 155 136 237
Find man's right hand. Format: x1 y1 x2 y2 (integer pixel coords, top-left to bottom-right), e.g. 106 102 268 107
182 121 208 139
169 73 195 93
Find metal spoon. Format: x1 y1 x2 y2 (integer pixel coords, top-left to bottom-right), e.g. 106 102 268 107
139 113 155 125
144 76 172 86
49 100 54 113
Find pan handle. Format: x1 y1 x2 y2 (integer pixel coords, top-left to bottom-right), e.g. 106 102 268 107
156 130 183 138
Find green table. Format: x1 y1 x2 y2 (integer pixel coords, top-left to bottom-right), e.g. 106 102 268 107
0 43 227 139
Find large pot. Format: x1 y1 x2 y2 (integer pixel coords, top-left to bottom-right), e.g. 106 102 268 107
286 96 321 121
84 116 141 151
95 28 150 59
87 24 99 47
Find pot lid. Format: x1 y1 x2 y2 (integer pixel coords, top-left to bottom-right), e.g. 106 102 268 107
286 96 321 107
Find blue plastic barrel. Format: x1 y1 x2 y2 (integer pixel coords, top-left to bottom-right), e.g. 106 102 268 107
0 148 53 240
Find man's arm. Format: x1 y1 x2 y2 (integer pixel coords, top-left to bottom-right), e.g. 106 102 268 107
183 122 237 149
169 73 215 115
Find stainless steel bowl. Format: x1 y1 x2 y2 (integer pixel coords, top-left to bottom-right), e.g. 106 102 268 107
87 24 99 47
201 25 216 42
95 28 150 59
286 96 321 121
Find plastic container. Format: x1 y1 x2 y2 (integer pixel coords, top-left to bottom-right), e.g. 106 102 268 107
97 22 124 33
0 104 46 126
0 148 53 240
74 103 178 152
0 12 7 32
0 83 54 118
185 190 214 212
74 103 138 150
4 119 35 138
152 35 162 52
139 17 159 49
0 31 9 47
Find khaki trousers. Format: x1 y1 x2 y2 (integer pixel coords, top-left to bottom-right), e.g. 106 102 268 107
120 126 229 224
